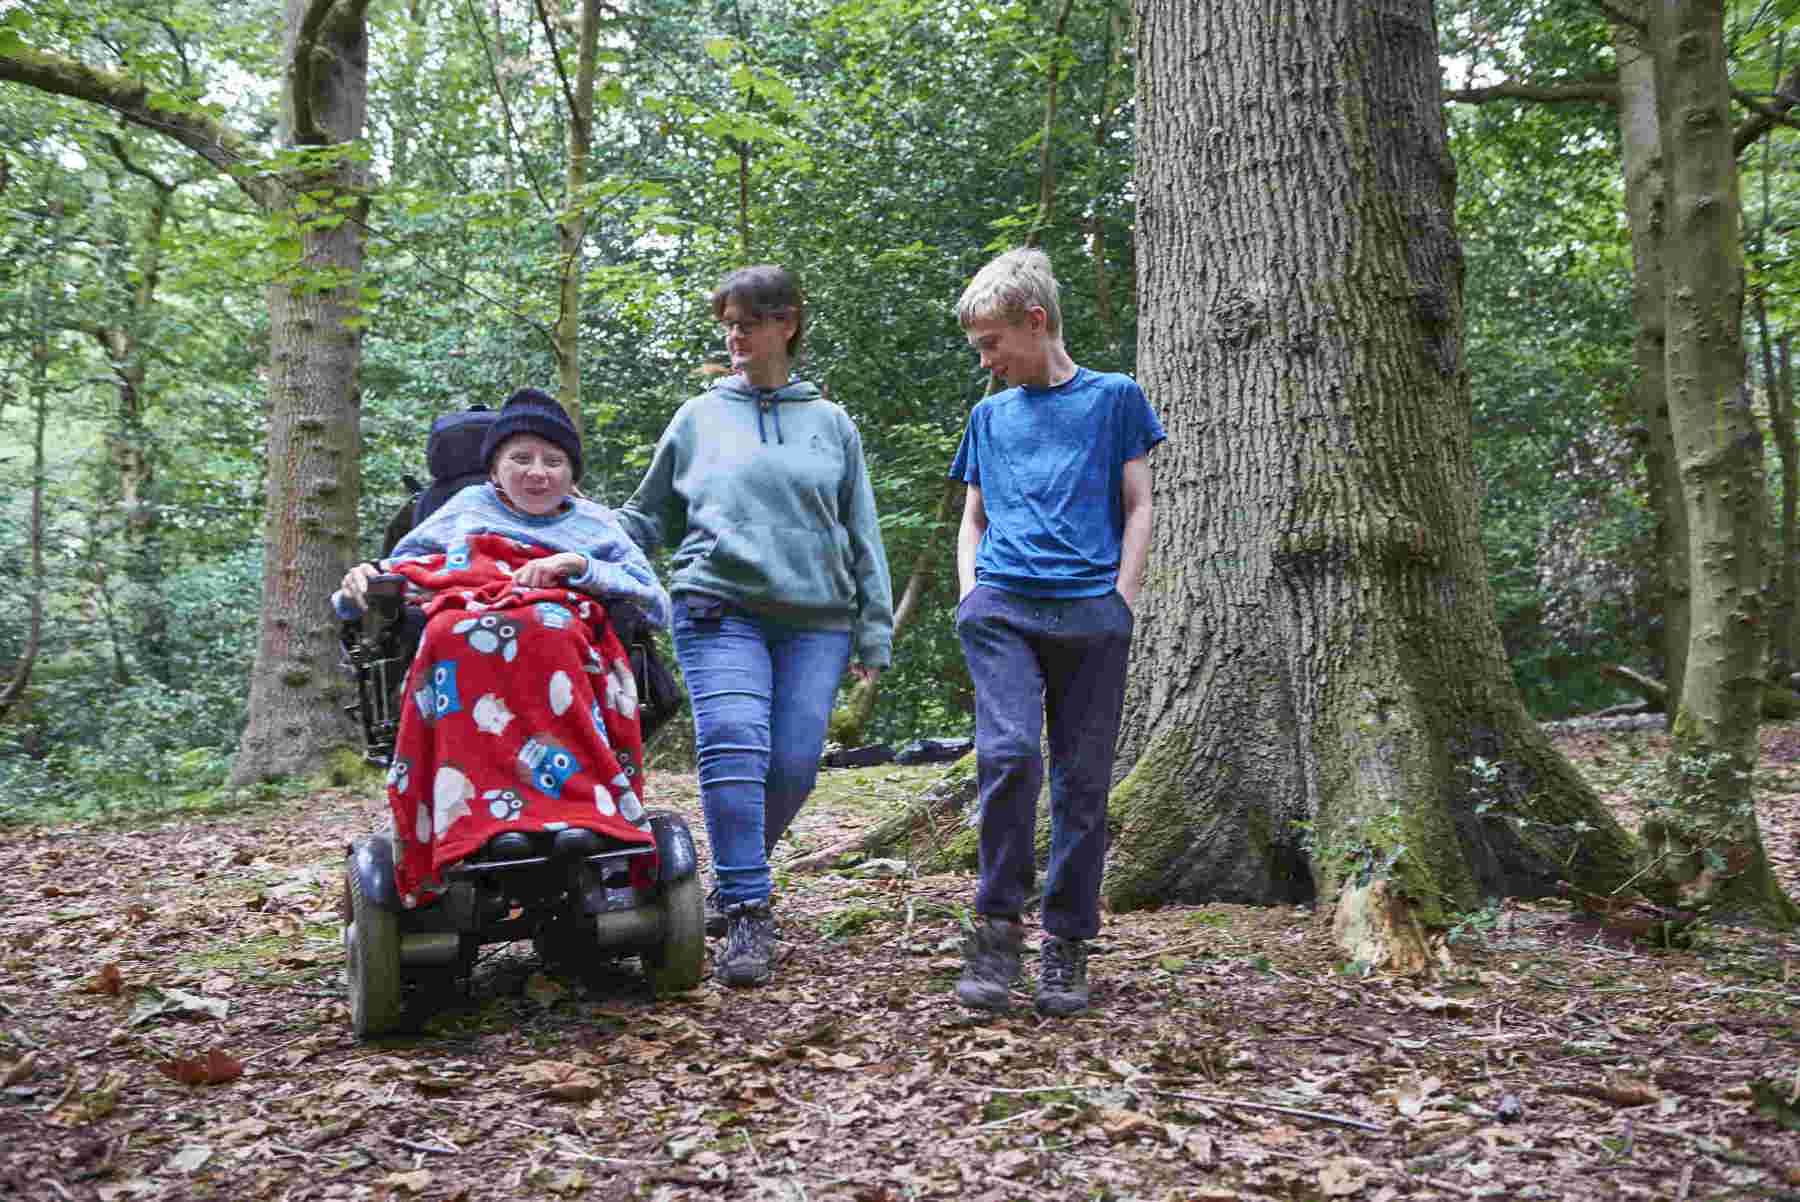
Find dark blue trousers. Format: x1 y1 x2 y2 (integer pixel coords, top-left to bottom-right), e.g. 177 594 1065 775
955 585 1134 940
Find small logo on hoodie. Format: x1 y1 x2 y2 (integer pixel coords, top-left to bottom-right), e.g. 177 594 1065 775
808 433 829 455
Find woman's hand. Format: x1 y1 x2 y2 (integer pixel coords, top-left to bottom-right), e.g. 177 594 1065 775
849 664 882 686
339 562 380 613
513 551 587 589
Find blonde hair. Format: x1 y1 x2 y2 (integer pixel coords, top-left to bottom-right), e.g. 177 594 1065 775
955 247 1063 335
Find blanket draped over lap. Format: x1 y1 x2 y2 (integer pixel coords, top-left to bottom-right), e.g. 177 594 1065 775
382 532 656 906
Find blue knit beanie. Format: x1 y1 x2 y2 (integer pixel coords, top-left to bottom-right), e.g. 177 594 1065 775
480 388 583 480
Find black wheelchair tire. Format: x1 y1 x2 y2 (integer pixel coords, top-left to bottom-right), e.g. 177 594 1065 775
347 865 404 1038
641 874 705 995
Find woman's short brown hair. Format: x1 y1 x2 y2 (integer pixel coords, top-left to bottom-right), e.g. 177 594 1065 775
710 264 807 358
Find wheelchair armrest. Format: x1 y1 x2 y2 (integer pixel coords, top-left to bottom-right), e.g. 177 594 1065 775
365 573 407 621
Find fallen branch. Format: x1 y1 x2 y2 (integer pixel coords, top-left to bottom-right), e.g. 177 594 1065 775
1600 663 1800 718
239 1031 316 1065
785 752 977 873
955 1079 1389 1133
1137 1086 1390 1133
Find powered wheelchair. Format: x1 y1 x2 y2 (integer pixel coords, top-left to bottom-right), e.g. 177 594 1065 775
338 572 703 1040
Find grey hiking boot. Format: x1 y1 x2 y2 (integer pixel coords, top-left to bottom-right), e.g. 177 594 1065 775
955 916 1024 1012
1035 936 1090 1016
715 900 776 987
704 884 726 938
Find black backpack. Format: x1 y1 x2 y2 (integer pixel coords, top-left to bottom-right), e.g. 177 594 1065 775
377 403 684 742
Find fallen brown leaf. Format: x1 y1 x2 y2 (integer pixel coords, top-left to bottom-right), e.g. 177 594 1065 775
1096 1107 1164 1143
83 964 124 996
156 1048 243 1086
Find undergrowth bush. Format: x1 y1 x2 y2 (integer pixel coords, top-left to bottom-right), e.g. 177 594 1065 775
0 547 261 824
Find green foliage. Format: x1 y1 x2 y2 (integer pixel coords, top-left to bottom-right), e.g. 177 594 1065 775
0 549 262 824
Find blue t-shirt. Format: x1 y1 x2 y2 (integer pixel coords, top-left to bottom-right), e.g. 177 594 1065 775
948 367 1166 599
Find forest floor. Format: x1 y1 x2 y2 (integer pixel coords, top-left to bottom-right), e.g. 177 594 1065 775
0 721 1797 1202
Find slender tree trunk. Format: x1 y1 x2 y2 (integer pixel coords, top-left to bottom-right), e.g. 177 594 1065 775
1614 22 1690 712
94 165 174 683
1780 333 1797 671
1645 0 1795 924
1759 293 1796 679
231 0 371 784
1122 0 1636 967
1085 0 1128 359
552 0 600 428
829 0 1077 746
0 268 51 725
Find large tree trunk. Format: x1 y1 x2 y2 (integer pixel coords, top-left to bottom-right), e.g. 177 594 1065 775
1614 22 1690 714
230 0 371 784
1643 0 1796 924
1118 0 1637 966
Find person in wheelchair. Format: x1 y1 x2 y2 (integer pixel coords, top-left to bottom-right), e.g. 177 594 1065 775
334 389 694 1037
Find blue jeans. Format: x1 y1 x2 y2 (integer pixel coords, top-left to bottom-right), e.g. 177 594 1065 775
671 595 851 908
956 585 1133 940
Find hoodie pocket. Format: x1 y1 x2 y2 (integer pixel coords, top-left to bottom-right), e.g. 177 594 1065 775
701 523 853 608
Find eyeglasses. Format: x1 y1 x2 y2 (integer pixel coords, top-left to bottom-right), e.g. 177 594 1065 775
717 309 790 336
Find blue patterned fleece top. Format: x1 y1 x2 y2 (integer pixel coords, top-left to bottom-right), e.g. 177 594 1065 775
332 483 672 627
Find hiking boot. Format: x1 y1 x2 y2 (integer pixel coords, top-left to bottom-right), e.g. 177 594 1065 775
715 900 776 987
703 884 727 938
955 916 1023 1012
1035 936 1090 1016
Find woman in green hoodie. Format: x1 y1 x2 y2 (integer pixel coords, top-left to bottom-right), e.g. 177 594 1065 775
615 265 895 987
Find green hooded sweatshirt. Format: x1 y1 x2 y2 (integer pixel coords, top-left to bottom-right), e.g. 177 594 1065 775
613 377 895 668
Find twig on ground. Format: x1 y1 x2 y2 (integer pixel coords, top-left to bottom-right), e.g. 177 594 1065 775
239 1031 316 1065
41 1178 73 1201
41 1073 78 1115
742 1126 765 1169
386 1134 459 1156
1139 1087 1389 1134
303 1116 363 1149
1118 937 1226 963
1674 1162 1695 1202
954 1081 1106 1095
955 1078 1387 1133
1418 1175 1474 1196
552 1136 660 1166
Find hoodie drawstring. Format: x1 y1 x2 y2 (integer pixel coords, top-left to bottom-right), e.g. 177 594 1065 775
755 393 785 445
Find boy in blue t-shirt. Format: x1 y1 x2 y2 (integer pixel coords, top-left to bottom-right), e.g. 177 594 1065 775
947 248 1166 1017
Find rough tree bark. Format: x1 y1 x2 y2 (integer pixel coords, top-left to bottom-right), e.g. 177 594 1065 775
1641 0 1796 924
1615 22 1691 715
1780 333 1797 671
232 0 372 784
1117 0 1637 968
1758 293 1795 681
1443 23 1797 715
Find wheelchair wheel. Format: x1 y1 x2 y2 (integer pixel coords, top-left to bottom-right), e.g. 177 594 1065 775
641 874 705 995
346 866 404 1037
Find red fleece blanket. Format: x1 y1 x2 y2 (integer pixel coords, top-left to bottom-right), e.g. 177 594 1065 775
382 532 655 906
